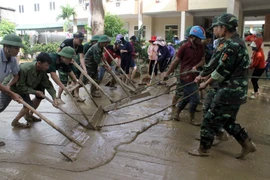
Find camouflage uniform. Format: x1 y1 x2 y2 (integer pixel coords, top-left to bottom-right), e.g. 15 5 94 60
200 14 252 151
84 43 105 82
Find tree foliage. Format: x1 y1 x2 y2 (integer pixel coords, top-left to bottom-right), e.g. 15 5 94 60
0 20 16 37
56 4 77 32
104 13 128 37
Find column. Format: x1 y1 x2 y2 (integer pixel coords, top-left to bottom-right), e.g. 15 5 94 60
264 14 270 41
180 11 185 41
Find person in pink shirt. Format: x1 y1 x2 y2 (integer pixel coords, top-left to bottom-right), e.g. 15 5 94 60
147 36 158 77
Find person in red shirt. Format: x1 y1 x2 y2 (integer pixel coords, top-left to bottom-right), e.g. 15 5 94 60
98 40 121 89
165 26 205 125
249 38 265 99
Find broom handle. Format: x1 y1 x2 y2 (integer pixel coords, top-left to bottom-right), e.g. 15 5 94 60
19 99 83 147
104 47 136 88
73 61 115 103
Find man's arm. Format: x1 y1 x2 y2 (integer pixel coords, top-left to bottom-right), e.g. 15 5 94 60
7 74 19 87
15 70 36 95
193 57 205 70
0 83 21 102
165 56 180 76
41 73 57 100
50 72 66 89
79 53 87 72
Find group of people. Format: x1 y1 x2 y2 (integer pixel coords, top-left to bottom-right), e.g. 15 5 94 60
0 12 261 160
0 31 143 147
164 13 257 159
147 36 175 85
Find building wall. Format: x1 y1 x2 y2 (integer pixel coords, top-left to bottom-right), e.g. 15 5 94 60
0 8 16 23
189 0 227 10
104 0 137 15
143 0 177 13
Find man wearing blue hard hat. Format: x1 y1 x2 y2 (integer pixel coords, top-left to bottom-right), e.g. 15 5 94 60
165 26 206 126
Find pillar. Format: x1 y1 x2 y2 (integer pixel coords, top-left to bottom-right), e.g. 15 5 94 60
180 11 185 41
264 14 270 41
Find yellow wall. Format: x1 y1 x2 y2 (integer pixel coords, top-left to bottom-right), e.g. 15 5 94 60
122 15 194 41
122 16 153 40
104 0 137 15
189 0 227 10
143 0 177 13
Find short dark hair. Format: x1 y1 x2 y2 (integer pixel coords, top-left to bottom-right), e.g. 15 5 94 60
36 52 52 64
219 25 236 33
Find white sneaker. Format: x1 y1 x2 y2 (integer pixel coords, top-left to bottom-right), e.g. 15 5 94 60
250 95 256 99
250 92 255 95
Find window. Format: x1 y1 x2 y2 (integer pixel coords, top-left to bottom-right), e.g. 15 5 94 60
165 25 178 41
19 5 24 13
34 3 40 12
50 2 55 10
134 25 146 38
79 0 85 4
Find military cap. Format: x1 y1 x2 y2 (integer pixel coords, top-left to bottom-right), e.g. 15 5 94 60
209 16 219 30
58 47 75 58
98 35 111 43
0 34 24 48
185 26 193 37
90 35 100 42
217 13 238 29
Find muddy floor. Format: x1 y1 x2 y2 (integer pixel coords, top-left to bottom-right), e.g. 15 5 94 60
0 75 270 180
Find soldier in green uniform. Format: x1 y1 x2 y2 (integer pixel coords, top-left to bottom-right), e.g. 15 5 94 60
57 32 85 102
10 53 58 128
83 35 100 54
194 16 229 143
84 35 111 97
189 13 257 159
47 47 79 104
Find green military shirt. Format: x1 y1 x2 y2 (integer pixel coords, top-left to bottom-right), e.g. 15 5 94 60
83 42 92 54
47 53 72 73
201 38 225 77
211 33 250 105
11 61 56 99
84 43 105 72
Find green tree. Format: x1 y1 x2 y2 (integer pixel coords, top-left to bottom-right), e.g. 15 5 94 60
104 12 128 37
56 4 77 32
0 20 16 37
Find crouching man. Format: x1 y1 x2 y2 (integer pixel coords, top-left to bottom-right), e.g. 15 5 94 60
9 53 58 128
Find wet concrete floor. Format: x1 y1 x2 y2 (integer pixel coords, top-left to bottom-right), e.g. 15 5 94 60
0 77 270 180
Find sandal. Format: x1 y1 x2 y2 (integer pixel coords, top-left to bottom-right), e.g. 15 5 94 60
0 141 5 146
24 115 41 122
11 121 31 128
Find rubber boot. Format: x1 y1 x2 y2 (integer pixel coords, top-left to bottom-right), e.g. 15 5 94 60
190 112 201 126
91 85 101 98
236 138 257 159
172 95 179 106
109 78 117 90
171 108 181 121
188 145 210 157
212 129 229 146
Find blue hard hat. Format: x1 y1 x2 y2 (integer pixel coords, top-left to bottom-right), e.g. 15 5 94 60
189 26 206 40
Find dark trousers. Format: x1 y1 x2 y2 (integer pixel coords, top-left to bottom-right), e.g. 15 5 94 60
200 102 249 150
251 68 265 93
148 60 158 76
177 80 199 113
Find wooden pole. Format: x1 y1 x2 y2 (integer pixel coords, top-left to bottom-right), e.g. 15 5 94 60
73 61 115 103
104 47 136 88
19 99 83 147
